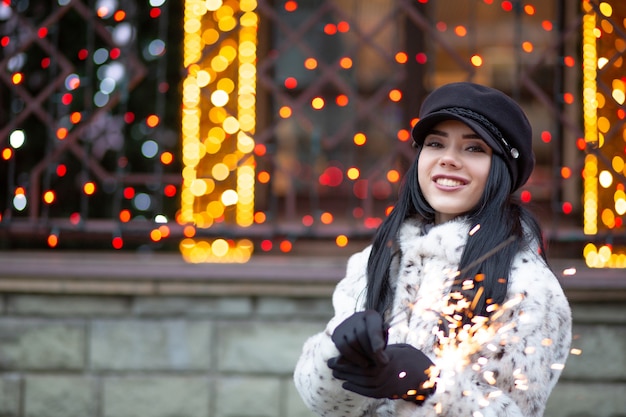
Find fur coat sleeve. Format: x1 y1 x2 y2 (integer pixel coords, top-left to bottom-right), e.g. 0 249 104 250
293 218 572 417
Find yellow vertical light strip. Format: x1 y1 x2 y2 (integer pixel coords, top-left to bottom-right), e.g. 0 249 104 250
179 0 257 263
581 2 598 237
236 3 257 228
581 0 626 268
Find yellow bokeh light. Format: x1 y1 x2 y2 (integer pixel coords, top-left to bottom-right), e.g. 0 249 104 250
336 235 349 247
312 97 325 110
279 106 292 118
205 0 223 12
211 90 229 106
599 2 613 17
347 167 360 180
353 132 366 146
598 170 613 188
211 238 230 257
304 58 318 70
43 191 55 204
470 55 483 67
339 57 353 69
221 189 239 206
212 163 230 181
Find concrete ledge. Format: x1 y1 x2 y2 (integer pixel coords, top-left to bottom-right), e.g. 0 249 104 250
0 251 623 301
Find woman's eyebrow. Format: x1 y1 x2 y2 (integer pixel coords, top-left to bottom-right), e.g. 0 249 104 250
427 129 483 140
462 133 483 140
427 129 448 137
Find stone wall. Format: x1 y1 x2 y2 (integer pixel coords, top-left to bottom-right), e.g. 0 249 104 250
0 252 624 417
0 293 329 417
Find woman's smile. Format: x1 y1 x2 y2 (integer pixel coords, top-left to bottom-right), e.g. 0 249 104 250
433 175 468 188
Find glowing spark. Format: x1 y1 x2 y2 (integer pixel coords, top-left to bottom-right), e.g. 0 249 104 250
462 279 475 289
469 224 481 235
488 390 503 398
550 363 565 370
570 348 582 355
562 267 577 276
469 286 484 311
524 346 536 354
541 338 553 346
483 371 497 385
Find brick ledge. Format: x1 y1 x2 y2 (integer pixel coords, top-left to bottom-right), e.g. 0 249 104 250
0 251 623 300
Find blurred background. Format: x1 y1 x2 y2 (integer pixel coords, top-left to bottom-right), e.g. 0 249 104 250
0 1 624 416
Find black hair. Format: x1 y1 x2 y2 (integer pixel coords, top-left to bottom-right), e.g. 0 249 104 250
365 150 547 323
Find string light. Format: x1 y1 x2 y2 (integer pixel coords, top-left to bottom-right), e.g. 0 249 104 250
180 0 257 263
581 1 626 267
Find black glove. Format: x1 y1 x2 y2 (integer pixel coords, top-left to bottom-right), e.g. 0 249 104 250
328 343 436 404
330 310 388 368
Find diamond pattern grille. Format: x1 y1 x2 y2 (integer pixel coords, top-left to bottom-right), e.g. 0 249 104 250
1 1 610 254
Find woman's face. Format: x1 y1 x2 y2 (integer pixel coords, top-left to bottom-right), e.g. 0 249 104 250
417 119 493 224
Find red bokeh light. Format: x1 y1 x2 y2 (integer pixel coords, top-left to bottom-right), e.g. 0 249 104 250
562 202 573 214
324 23 337 35
112 237 124 250
164 184 177 197
284 1 298 12
319 166 344 187
302 215 314 227
284 77 297 89
56 164 67 177
415 53 428 64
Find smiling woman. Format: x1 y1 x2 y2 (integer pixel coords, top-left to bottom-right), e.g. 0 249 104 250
294 82 572 417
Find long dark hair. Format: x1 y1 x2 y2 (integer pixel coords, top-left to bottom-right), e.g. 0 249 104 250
365 150 546 322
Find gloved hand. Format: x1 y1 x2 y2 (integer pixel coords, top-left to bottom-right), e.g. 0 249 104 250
330 310 388 368
328 343 436 404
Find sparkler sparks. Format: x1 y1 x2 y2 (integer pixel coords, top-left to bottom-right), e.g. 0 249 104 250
383 226 569 415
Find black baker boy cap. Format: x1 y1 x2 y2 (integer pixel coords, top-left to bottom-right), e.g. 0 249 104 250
411 82 535 192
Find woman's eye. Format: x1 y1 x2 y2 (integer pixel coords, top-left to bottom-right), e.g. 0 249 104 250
424 140 443 148
467 145 486 152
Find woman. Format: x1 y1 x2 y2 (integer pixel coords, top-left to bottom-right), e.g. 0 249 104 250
293 82 572 417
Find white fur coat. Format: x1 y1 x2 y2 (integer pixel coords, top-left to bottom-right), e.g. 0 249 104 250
294 217 572 417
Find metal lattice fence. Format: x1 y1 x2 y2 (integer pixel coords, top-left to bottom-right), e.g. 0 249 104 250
0 0 609 260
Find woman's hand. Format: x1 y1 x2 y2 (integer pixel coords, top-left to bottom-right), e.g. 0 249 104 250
329 310 388 368
328 343 436 404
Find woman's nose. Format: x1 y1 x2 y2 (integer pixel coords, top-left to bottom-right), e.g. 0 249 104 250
439 150 461 167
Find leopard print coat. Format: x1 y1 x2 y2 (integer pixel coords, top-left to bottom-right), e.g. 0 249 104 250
294 217 571 417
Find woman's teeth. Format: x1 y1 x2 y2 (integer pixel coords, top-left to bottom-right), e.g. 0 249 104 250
436 178 464 187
